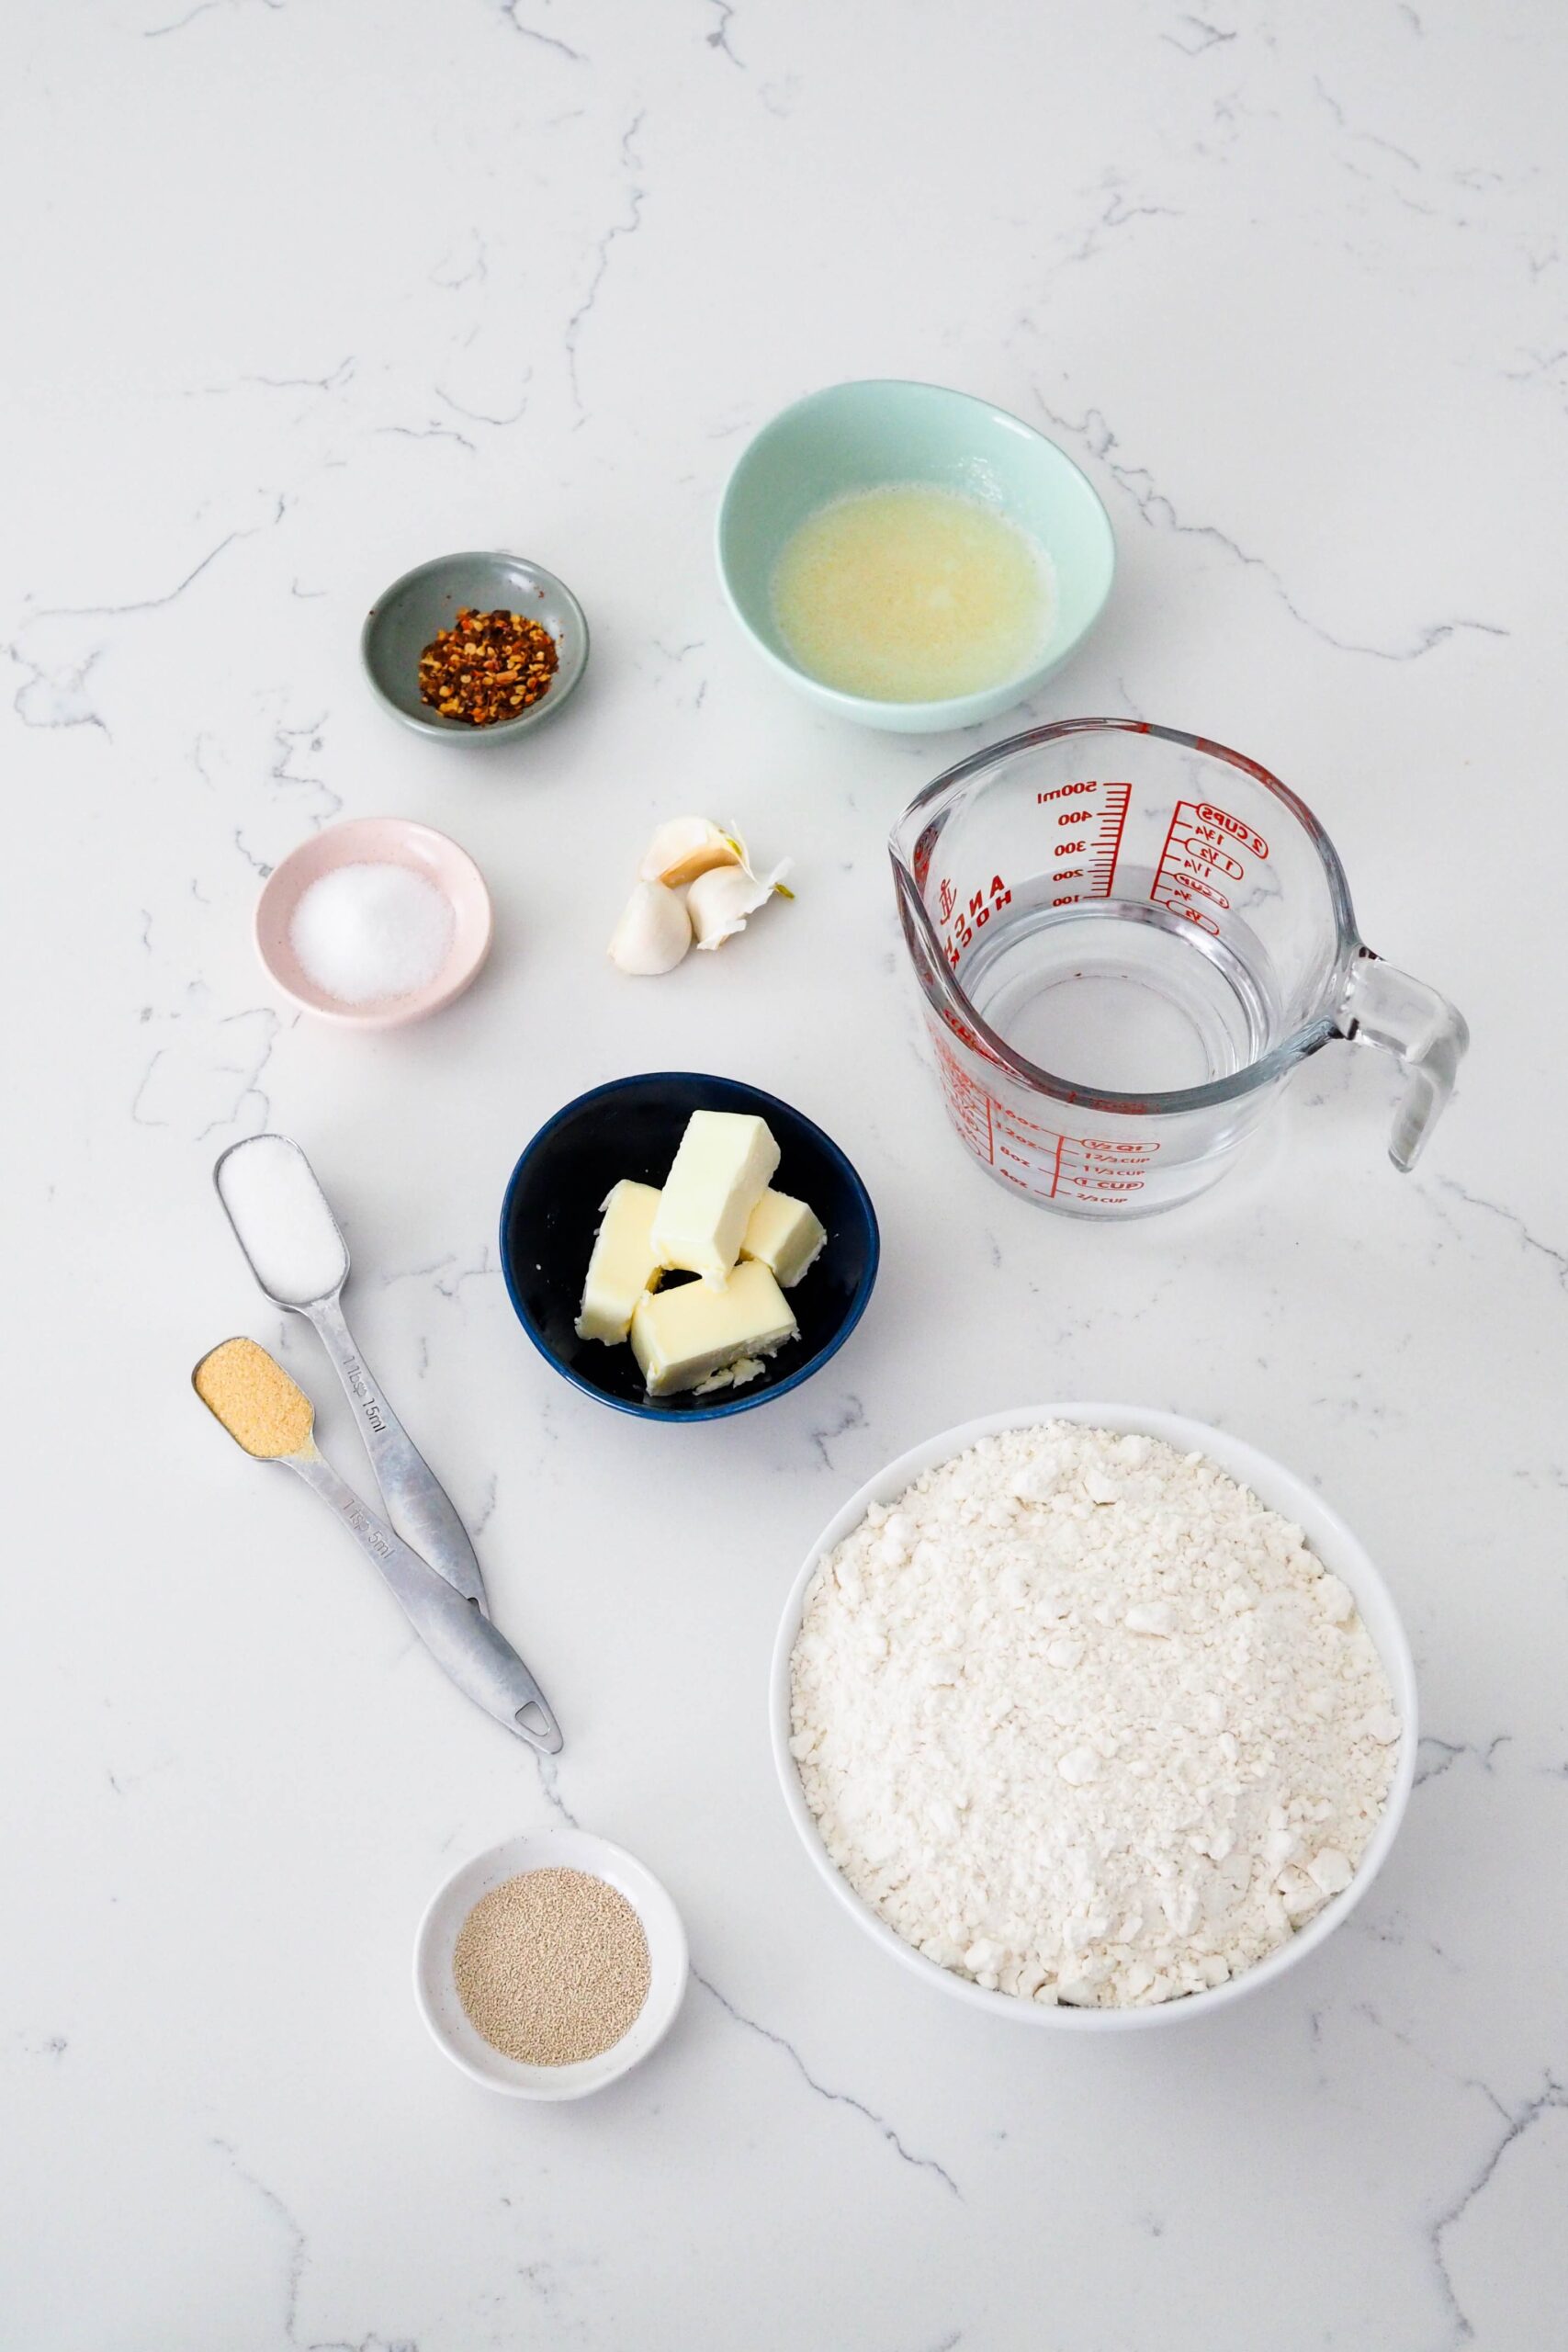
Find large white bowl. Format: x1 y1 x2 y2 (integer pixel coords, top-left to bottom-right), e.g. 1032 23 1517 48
770 1403 1417 2032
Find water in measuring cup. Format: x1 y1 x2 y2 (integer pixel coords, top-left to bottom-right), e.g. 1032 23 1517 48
960 876 1279 1093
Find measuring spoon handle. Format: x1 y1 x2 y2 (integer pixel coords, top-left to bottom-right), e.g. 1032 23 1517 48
305 1295 489 1615
285 1446 562 1753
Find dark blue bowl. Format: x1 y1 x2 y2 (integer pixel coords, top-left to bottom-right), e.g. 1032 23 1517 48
500 1072 880 1422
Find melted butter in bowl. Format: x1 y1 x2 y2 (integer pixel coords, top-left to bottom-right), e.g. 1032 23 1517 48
716 379 1115 733
772 483 1055 703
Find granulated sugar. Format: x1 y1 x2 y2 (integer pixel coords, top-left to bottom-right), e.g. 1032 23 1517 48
216 1135 346 1306
453 1867 650 2064
789 1423 1402 2009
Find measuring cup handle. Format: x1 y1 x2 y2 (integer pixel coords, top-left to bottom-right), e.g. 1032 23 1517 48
1340 949 1470 1172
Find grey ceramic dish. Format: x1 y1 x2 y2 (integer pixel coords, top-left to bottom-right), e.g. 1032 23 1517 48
361 550 590 743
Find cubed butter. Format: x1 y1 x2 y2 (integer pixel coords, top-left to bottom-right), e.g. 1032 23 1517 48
630 1261 797 1396
651 1111 780 1286
741 1189 827 1288
693 1354 767 1396
574 1181 663 1344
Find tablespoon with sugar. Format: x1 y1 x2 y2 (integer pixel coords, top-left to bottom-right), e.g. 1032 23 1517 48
192 1338 561 1752
213 1133 489 1617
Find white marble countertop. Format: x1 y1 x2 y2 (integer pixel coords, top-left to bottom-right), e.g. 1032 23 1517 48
7 2 1565 2344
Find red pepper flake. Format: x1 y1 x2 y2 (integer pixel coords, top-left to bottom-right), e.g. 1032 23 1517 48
418 606 559 725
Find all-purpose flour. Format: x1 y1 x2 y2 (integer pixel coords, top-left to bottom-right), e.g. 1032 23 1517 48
789 1424 1401 2008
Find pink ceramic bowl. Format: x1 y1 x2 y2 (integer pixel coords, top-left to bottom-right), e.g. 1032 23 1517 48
254 817 493 1028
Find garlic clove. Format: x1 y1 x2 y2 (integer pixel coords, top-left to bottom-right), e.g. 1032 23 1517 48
638 818 744 891
688 860 793 951
607 880 693 976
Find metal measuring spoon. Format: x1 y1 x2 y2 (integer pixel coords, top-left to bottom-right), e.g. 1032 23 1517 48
213 1135 489 1617
192 1339 560 1752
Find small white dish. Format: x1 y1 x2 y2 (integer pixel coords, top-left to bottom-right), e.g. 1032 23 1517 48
771 1402 1417 2031
413 1827 688 2098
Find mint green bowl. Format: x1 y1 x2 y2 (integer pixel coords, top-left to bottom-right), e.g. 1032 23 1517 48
716 379 1115 735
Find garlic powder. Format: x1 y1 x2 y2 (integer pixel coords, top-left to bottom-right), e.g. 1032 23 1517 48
788 1423 1401 2008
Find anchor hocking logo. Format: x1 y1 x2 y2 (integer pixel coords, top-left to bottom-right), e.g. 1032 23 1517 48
944 875 1013 967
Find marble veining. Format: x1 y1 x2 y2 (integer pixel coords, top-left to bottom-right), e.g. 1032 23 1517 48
6 0 1565 2344
688 1969 964 2199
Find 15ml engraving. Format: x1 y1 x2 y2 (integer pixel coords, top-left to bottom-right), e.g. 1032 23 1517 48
341 1356 388 1434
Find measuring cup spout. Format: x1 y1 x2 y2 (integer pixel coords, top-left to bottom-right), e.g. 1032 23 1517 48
892 849 949 1004
1340 950 1470 1172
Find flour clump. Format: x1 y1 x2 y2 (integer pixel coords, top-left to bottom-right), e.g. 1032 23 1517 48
788 1423 1401 2008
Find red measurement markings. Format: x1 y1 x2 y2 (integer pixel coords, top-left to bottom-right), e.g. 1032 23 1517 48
941 1006 1008 1071
932 1033 1160 1200
1086 782 1131 898
1195 801 1268 859
1054 1133 1159 1202
934 1034 998 1164
1150 798 1269 938
1037 779 1132 909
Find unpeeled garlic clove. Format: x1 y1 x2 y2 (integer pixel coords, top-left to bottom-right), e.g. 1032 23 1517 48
638 818 744 891
688 860 793 951
608 880 693 976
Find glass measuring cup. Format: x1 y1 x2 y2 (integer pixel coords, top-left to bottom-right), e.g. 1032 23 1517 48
890 719 1468 1216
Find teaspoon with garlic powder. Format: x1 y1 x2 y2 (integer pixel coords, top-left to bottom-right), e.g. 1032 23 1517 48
192 1340 562 1752
213 1134 488 1618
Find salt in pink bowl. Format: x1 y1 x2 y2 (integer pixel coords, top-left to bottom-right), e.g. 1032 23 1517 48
254 817 493 1028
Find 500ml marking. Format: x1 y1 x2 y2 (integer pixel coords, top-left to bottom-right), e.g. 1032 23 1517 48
936 779 1133 967
1038 777 1131 907
1151 800 1269 934
933 1034 1160 1203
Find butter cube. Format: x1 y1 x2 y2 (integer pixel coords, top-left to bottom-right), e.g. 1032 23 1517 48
741 1190 827 1288
693 1354 767 1396
651 1111 780 1286
574 1181 663 1344
630 1261 797 1396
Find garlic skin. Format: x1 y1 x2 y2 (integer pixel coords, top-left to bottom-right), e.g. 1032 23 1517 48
688 860 792 951
638 818 743 891
608 880 693 976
